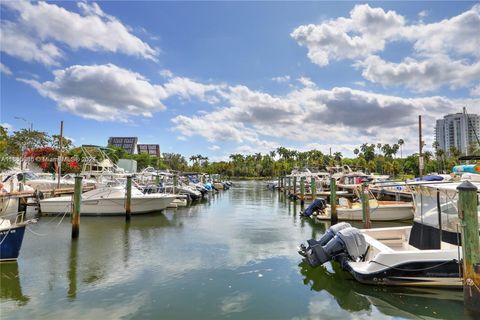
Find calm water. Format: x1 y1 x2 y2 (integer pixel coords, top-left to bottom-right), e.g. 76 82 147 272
0 181 470 319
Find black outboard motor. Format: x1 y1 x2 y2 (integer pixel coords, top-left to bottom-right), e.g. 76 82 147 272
303 227 367 268
301 198 327 217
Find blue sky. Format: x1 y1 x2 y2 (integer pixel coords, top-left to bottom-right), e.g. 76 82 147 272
1 1 479 160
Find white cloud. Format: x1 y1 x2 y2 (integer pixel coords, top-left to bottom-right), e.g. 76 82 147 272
418 10 429 19
208 145 221 151
359 55 480 92
171 80 479 156
0 63 13 75
297 77 316 88
163 77 224 103
354 81 366 87
404 5 480 58
159 69 174 79
271 75 291 83
292 4 480 92
291 4 404 66
0 21 63 66
1 1 157 65
19 64 167 122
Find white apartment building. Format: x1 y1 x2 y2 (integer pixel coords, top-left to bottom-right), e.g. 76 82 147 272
435 108 480 154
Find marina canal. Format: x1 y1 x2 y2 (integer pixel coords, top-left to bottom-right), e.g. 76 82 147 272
0 181 470 319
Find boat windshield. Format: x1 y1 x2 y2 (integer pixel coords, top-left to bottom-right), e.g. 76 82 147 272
412 183 480 233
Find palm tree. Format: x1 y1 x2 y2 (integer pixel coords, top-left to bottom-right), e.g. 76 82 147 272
392 144 399 158
333 151 343 163
353 148 359 157
398 139 404 159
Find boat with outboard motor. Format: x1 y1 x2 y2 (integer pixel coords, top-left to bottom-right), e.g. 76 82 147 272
298 180 480 288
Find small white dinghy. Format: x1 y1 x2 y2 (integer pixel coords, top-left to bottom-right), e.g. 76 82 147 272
40 185 176 216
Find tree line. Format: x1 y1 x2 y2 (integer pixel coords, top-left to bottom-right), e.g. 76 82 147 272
1 126 478 177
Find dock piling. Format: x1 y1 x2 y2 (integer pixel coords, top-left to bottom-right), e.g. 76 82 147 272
287 177 291 195
310 177 316 199
173 175 178 194
457 181 480 313
361 183 371 229
71 176 82 239
300 177 305 207
125 176 132 221
330 178 337 224
293 177 297 198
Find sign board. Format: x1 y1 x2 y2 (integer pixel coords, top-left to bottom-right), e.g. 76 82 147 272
419 156 424 170
107 137 138 154
137 144 160 157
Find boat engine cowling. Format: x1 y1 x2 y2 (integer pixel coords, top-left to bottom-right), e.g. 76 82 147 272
305 227 367 268
302 198 328 217
306 222 351 248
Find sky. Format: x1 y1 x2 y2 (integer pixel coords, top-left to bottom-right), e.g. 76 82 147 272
1 1 479 161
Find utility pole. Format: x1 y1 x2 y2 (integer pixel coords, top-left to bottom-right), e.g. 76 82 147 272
418 115 423 177
57 121 64 189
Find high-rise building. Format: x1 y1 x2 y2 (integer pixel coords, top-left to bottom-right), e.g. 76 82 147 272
435 108 480 155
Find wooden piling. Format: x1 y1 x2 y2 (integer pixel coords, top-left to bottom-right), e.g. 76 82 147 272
284 177 288 195
361 183 371 229
300 177 305 207
330 178 337 224
173 175 178 194
293 177 297 197
125 176 132 221
310 177 316 199
457 181 480 313
287 177 291 195
71 176 82 239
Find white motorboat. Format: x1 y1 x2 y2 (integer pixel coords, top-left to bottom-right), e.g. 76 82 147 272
39 185 176 216
299 180 480 289
315 198 413 221
311 186 413 221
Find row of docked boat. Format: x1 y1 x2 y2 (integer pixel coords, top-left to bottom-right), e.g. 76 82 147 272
0 169 233 261
297 163 480 289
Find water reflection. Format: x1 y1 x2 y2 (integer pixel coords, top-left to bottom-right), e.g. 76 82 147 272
299 261 466 319
0 181 470 319
67 239 78 301
0 262 29 306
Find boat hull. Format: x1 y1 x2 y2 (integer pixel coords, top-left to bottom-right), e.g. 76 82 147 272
348 261 461 288
316 204 413 221
0 224 26 261
40 196 175 216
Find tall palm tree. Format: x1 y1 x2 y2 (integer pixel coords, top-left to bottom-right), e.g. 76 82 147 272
398 139 404 159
